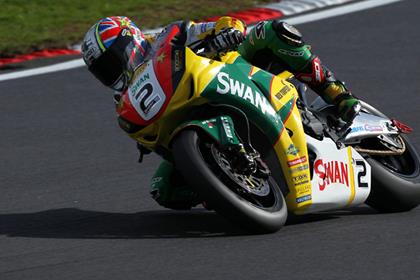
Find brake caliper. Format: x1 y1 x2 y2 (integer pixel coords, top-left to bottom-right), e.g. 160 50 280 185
216 116 270 178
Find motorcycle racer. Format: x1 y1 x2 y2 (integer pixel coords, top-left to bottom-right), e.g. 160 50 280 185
81 15 247 209
81 16 361 210
81 16 245 93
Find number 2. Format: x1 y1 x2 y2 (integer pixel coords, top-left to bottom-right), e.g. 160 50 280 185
135 83 160 115
355 160 368 188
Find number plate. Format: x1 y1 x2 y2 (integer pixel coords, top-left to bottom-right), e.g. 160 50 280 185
128 61 166 121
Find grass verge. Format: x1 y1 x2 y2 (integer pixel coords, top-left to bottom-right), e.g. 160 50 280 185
0 0 275 57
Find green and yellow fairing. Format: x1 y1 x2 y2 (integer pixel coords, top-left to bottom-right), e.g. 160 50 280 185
129 48 312 213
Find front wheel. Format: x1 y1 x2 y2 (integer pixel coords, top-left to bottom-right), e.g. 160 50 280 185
172 130 287 233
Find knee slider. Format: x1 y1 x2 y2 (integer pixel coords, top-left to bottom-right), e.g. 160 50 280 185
272 20 303 46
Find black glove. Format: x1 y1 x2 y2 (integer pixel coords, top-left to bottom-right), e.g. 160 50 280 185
209 28 245 53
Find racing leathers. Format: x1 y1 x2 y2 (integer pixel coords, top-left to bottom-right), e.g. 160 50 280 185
142 18 360 210
238 20 361 122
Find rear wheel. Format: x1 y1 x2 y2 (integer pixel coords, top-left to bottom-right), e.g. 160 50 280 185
357 102 420 212
365 136 420 212
172 130 287 233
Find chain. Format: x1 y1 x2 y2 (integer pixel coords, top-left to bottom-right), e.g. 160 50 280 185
354 135 406 156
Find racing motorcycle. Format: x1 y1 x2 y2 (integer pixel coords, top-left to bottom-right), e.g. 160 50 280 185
117 26 420 233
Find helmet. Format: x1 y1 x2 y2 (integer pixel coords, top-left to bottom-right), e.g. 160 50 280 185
82 16 148 91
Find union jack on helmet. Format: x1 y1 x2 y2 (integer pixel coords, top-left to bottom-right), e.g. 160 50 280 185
82 16 148 91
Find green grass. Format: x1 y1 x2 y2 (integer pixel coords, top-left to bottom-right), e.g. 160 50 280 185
0 0 275 57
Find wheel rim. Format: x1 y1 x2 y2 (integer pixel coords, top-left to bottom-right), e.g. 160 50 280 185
197 142 279 210
210 145 270 196
372 138 420 178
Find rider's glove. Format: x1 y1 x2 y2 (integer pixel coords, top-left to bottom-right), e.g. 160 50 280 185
209 28 245 54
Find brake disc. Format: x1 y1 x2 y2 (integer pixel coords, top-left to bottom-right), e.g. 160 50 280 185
210 145 270 196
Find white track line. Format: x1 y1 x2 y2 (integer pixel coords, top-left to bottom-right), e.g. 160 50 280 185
0 0 403 83
0 59 85 82
263 0 355 15
286 0 402 25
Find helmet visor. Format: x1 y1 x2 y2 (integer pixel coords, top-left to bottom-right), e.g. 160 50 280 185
88 30 135 88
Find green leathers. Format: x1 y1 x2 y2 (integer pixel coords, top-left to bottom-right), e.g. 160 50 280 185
150 160 201 210
151 116 242 210
238 20 360 122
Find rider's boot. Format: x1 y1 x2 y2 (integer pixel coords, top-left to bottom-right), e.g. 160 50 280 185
150 160 201 210
335 92 361 122
322 81 361 123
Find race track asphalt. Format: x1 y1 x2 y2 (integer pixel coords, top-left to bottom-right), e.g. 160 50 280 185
1 0 419 279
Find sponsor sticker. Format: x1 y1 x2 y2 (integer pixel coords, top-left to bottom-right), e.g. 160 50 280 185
297 183 311 196
296 194 312 204
314 59 322 82
351 124 384 133
274 84 291 100
255 21 266 39
174 50 183 72
216 72 276 116
201 120 215 128
314 159 349 191
351 126 364 133
151 177 163 184
287 144 299 156
293 173 308 183
151 177 163 188
293 173 309 186
221 117 234 139
289 164 309 174
278 49 304 57
287 156 307 167
200 24 207 33
364 124 383 132
295 180 310 186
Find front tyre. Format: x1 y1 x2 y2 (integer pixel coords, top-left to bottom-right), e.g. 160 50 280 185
365 136 420 212
172 130 287 233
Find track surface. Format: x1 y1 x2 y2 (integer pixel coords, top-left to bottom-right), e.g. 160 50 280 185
1 1 420 279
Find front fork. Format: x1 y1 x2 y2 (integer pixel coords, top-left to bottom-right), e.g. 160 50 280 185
171 115 270 178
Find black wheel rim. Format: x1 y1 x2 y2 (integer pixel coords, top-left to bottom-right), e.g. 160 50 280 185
198 141 280 210
372 138 420 178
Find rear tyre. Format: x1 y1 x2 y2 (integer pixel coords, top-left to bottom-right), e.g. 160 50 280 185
365 136 420 212
358 101 420 212
172 130 287 233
